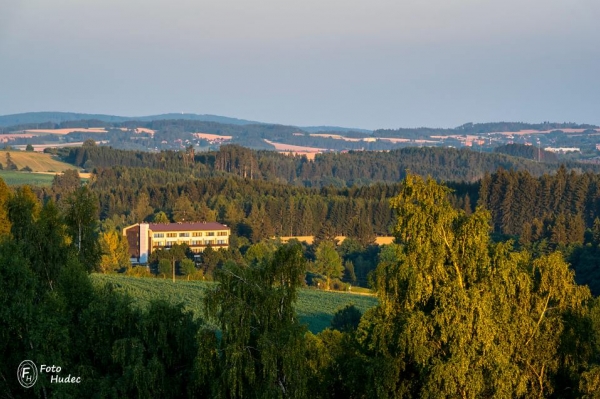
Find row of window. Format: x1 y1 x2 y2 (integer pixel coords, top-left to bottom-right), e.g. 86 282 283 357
153 239 228 247
153 231 225 239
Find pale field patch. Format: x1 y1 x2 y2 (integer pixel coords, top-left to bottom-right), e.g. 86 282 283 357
309 133 362 142
278 236 395 245
193 133 233 140
14 142 109 152
23 128 108 135
264 139 326 153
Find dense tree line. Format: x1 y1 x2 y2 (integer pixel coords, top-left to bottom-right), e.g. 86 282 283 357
374 121 598 139
494 143 559 162
3 174 600 397
40 145 600 294
480 166 600 240
65 144 600 187
478 166 600 295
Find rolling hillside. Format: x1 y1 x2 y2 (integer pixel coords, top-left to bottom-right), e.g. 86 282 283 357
0 151 79 172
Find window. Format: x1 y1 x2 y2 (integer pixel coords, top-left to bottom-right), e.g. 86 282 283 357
218 231 228 236
206 232 215 237
153 233 165 238
179 232 190 237
154 241 165 247
192 232 203 237
191 240 202 245
166 233 177 238
217 239 226 245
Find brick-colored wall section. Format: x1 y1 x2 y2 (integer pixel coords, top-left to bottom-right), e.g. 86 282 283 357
125 226 140 258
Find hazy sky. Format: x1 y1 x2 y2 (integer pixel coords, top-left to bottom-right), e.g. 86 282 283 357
1 0 599 129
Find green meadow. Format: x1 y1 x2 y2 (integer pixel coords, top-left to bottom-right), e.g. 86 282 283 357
91 274 378 333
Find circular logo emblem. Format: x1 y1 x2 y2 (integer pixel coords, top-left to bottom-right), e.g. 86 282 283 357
17 360 38 388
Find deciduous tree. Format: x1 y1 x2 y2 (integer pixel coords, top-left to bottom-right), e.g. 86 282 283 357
202 243 309 398
99 230 130 273
361 173 591 398
64 186 101 271
314 240 343 290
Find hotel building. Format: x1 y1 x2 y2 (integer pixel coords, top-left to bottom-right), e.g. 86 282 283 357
123 222 230 263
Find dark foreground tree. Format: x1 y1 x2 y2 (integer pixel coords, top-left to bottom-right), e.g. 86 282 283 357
64 186 101 271
201 243 309 398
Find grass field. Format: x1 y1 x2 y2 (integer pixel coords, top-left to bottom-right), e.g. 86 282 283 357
0 151 78 172
0 170 56 186
91 274 378 333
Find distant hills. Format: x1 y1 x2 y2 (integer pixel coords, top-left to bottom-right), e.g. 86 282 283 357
0 112 261 127
0 112 373 133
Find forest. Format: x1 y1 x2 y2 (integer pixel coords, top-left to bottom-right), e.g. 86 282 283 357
31 144 600 294
63 143 600 186
3 143 600 396
2 171 600 398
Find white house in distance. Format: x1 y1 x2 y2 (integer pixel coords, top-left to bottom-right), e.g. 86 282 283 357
123 222 230 264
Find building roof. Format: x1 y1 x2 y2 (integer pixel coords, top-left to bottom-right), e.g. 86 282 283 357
147 222 229 232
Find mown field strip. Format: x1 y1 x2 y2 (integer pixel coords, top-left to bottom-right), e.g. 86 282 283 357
0 170 56 186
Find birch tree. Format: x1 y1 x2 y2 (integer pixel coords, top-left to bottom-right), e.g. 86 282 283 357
361 174 591 398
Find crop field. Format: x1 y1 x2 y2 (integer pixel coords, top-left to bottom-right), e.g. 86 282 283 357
22 128 109 135
0 170 56 186
0 151 78 172
91 274 378 333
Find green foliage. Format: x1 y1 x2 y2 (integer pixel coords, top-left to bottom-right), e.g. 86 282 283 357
90 274 377 334
150 243 189 281
7 185 39 243
203 243 309 398
180 258 197 280
111 300 200 398
330 304 362 333
306 328 370 398
153 211 170 223
362 173 593 398
244 240 276 264
99 230 130 273
0 170 56 185
64 186 101 272
0 241 37 396
343 259 357 285
172 194 195 222
0 177 11 237
158 259 171 279
314 240 344 290
494 143 558 162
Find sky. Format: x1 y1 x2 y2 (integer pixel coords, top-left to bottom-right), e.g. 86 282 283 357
0 0 599 130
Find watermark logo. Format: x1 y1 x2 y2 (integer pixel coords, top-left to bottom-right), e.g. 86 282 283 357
17 361 81 387
17 360 38 388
